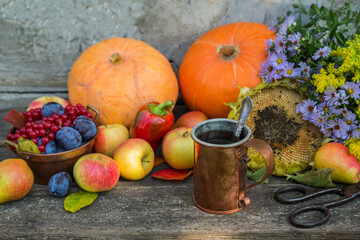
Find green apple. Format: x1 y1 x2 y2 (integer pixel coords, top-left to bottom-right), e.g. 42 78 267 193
94 124 129 158
162 127 194 169
113 138 154 180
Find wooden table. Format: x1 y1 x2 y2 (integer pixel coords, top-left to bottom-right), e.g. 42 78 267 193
1 106 359 239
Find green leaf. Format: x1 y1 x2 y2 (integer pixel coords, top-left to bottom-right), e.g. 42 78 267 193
335 32 346 47
328 23 338 42
355 11 360 27
224 102 239 119
295 13 302 32
247 166 269 184
285 168 335 188
307 37 316 55
64 190 98 213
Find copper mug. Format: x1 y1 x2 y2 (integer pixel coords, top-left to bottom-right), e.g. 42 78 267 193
191 118 275 214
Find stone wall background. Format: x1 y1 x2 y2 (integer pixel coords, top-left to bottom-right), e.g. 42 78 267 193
0 0 357 110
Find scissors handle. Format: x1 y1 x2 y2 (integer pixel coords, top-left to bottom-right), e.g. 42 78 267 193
274 185 343 204
289 205 330 228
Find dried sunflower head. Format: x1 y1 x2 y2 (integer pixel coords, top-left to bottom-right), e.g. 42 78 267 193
227 84 323 176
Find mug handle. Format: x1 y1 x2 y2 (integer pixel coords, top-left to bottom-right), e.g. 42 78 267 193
236 139 275 191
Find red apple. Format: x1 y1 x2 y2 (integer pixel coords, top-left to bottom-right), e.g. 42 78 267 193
315 142 360 184
172 111 208 129
27 96 69 111
113 138 154 180
94 124 129 158
162 127 194 169
0 159 34 204
73 153 120 192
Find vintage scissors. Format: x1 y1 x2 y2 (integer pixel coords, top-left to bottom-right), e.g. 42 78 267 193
274 183 360 228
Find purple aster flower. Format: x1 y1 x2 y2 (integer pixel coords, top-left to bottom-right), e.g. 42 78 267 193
344 127 360 140
288 32 301 51
274 35 286 53
296 99 317 121
268 18 277 32
343 112 358 130
317 102 333 113
336 90 349 106
324 87 341 106
284 14 297 26
278 23 288 35
342 82 360 100
278 14 297 35
268 25 277 32
271 69 285 81
265 39 274 52
321 125 334 137
312 46 331 60
283 62 301 78
329 119 348 139
263 68 284 84
344 111 357 121
309 111 326 128
299 62 310 77
259 61 271 79
268 52 287 70
317 102 336 120
335 108 350 118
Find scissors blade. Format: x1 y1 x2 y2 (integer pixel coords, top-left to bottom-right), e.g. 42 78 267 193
274 185 343 204
323 183 360 208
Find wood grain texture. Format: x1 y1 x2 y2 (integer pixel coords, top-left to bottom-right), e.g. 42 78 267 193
1 109 360 239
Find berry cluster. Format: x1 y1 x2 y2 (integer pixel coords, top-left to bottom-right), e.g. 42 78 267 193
7 103 95 154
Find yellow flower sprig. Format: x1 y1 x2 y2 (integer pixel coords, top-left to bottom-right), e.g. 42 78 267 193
345 138 360 163
331 35 360 82
312 35 360 93
312 63 345 93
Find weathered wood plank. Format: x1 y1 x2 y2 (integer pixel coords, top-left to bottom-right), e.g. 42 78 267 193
0 148 359 240
0 92 188 113
1 108 360 239
0 93 69 112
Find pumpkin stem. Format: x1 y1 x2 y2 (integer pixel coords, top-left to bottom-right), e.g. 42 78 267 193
110 53 124 64
217 45 240 60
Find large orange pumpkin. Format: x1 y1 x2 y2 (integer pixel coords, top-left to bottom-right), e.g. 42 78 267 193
179 22 274 118
68 38 178 127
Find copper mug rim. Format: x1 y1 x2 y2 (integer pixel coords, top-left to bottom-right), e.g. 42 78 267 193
190 118 252 148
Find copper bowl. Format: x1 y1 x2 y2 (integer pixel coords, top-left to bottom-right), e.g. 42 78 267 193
4 106 99 185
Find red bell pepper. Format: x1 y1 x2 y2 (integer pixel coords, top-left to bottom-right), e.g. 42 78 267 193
130 100 174 151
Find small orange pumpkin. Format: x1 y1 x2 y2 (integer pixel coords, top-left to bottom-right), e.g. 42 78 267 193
179 22 274 118
68 38 178 127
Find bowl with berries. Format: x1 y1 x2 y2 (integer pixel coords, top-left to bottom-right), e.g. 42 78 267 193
4 102 99 185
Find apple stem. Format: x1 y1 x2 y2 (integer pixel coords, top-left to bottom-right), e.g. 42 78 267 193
149 100 173 116
142 160 150 163
183 131 189 138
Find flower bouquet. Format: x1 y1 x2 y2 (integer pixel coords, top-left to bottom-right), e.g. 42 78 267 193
228 2 360 186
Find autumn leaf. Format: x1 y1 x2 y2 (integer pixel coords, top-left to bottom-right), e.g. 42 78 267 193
247 166 269 184
17 137 41 154
64 190 98 213
152 168 193 180
3 110 26 129
285 168 335 188
154 157 165 167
